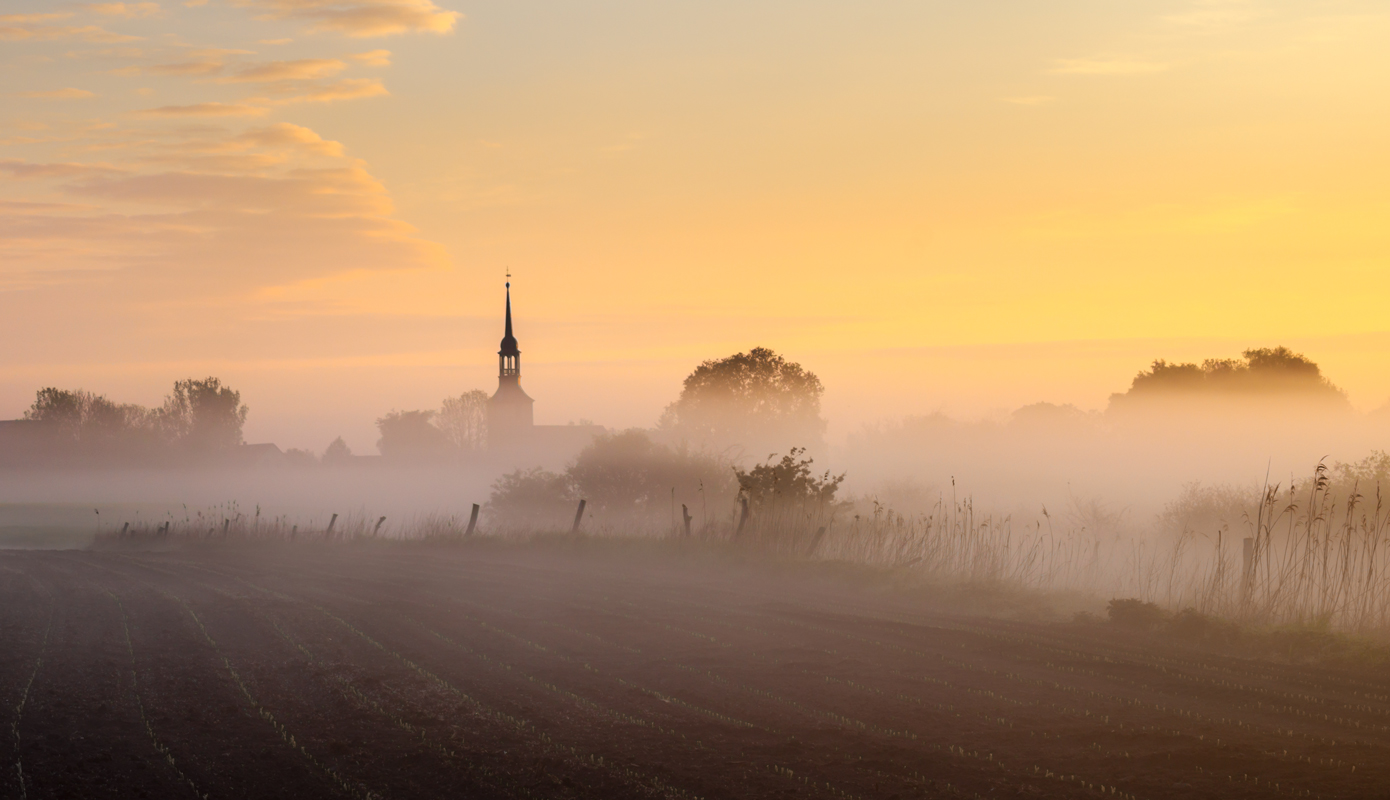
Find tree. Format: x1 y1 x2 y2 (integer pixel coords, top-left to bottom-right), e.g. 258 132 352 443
486 467 576 529
25 388 159 454
160 377 248 451
323 436 353 463
658 347 826 454
438 390 489 451
567 429 736 522
1109 347 1348 410
376 410 448 460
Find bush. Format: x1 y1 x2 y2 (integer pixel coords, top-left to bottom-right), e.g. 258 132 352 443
568 429 736 527
1106 598 1168 630
486 467 576 530
1164 608 1239 645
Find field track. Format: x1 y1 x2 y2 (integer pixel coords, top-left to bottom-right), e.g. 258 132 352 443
1 545 1388 799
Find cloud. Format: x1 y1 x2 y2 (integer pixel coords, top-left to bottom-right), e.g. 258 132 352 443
221 58 347 83
0 159 126 180
229 0 460 37
1002 95 1054 106
0 15 143 42
16 88 97 99
133 102 269 117
145 60 223 76
236 123 345 157
0 13 75 24
260 38 293 45
0 124 445 300
85 3 162 18
252 77 389 105
1050 58 1171 75
349 49 390 66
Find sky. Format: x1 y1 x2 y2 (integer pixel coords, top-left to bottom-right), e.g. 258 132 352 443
2 0 1389 453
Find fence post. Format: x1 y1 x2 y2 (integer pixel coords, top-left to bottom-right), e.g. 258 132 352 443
326 513 338 538
373 516 387 536
682 504 693 537
572 499 587 534
807 525 827 556
465 503 480 536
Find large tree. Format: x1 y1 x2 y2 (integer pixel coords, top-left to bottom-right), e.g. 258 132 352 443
160 377 249 451
658 347 826 454
25 388 155 448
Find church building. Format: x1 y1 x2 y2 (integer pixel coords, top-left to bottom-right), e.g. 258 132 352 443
487 281 534 446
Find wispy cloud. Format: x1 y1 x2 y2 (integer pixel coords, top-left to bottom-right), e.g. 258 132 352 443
17 88 97 99
0 124 444 299
349 49 390 67
0 14 143 43
133 102 269 117
251 77 388 105
221 58 347 83
0 159 126 180
1002 95 1054 106
228 0 460 38
85 3 162 18
1050 58 1171 76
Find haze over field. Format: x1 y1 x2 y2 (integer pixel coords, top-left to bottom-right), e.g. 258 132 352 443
3 0 1390 453
10 6 1390 799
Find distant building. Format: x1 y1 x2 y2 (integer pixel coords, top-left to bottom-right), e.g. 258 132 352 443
485 281 604 459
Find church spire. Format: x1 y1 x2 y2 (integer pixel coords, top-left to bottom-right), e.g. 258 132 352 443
489 277 533 445
500 281 518 356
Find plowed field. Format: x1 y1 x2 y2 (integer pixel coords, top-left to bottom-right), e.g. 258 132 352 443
1 545 1386 799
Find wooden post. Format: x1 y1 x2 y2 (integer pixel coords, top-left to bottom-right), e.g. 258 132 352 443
326 513 338 538
807 525 827 555
682 504 693 537
465 503 480 536
572 499 587 534
373 516 387 536
120 522 129 539
735 497 750 539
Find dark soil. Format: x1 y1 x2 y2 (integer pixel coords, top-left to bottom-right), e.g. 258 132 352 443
2 544 1387 799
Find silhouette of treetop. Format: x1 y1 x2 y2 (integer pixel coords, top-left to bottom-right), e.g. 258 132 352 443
659 347 826 450
1111 346 1347 408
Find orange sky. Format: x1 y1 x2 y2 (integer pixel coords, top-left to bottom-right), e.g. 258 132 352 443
2 0 1389 452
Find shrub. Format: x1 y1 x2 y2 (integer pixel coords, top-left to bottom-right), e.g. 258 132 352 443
487 467 576 530
1107 598 1168 630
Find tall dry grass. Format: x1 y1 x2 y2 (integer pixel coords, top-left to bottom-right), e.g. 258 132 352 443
93 461 1390 635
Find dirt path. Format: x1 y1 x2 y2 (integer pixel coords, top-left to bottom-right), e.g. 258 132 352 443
1 545 1387 799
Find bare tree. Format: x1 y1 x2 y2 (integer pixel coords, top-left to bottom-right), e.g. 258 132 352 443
438 389 489 451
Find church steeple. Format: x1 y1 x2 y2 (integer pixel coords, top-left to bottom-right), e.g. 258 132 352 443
488 278 534 446
498 281 520 377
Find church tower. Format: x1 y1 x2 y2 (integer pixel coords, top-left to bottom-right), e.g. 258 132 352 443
487 281 534 446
